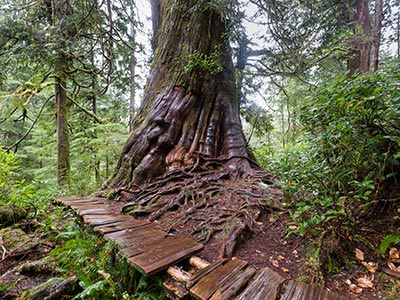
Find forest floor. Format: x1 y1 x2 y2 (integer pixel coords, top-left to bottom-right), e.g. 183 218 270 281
1 172 400 299
118 166 400 300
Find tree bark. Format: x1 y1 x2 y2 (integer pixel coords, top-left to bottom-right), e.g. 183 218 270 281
55 54 70 188
369 0 383 72
53 0 72 188
347 0 371 75
107 0 255 188
347 0 383 75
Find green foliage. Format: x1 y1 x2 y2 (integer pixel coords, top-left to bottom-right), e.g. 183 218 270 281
183 46 223 75
257 62 400 270
50 223 165 300
0 148 35 204
380 232 400 254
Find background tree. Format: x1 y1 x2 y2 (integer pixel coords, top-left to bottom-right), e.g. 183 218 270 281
0 0 145 193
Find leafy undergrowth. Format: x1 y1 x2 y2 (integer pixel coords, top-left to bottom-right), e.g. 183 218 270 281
0 188 165 299
0 148 159 299
254 63 400 299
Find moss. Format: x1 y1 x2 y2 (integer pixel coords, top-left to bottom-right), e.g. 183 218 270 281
0 205 27 227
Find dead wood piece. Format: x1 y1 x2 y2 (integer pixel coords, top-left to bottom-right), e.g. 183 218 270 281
0 205 28 226
382 267 400 279
167 266 192 282
218 221 247 260
18 276 79 300
189 256 210 269
190 258 248 300
164 279 190 299
18 257 59 276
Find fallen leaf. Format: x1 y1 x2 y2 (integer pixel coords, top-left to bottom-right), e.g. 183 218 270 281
281 267 289 272
361 261 378 273
389 247 400 259
349 284 363 294
278 255 285 260
356 277 374 288
387 261 400 271
355 248 365 261
292 250 299 258
288 225 299 230
271 260 279 268
345 279 352 285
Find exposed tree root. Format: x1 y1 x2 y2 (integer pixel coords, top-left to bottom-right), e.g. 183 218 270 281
116 163 283 258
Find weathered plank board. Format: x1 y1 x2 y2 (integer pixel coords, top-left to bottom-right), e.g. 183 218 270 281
128 236 203 276
77 207 115 216
209 266 256 300
54 196 105 204
83 214 133 226
94 219 151 234
104 223 162 240
190 259 248 300
187 259 227 288
120 233 168 257
235 267 285 300
281 280 349 300
111 228 166 247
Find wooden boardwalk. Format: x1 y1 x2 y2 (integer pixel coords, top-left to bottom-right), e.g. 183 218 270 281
54 196 349 300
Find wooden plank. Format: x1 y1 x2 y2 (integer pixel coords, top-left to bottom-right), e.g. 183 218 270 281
111 228 166 247
190 259 248 300
128 236 203 276
77 207 115 216
68 204 105 210
54 196 105 204
104 223 163 240
210 266 256 300
94 219 151 234
83 214 133 226
235 267 285 300
187 260 227 289
281 281 349 300
120 234 168 257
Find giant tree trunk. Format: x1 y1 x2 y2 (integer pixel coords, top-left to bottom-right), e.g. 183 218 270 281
108 0 255 188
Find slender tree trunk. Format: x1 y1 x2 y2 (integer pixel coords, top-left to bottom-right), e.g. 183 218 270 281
55 53 70 188
369 0 383 72
53 0 72 188
108 0 255 188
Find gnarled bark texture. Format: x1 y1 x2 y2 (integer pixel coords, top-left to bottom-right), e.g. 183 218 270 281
108 0 255 188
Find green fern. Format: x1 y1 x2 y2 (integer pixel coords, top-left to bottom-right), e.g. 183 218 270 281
380 233 400 254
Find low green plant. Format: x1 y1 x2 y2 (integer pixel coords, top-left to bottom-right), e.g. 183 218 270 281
50 223 165 300
380 232 400 254
0 148 35 205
